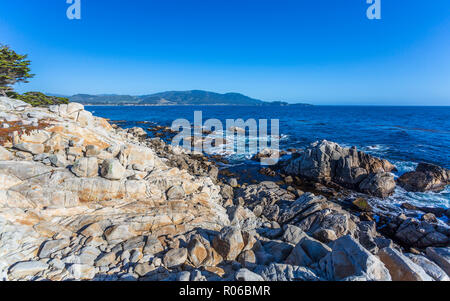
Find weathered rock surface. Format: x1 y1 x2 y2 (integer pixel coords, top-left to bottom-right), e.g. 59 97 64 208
235 268 264 281
255 263 320 281
278 193 357 240
286 234 331 268
0 146 13 160
0 97 230 281
212 227 245 261
394 218 448 248
235 181 296 221
378 247 433 281
405 253 449 281
72 157 99 178
163 248 188 268
285 140 396 197
100 159 126 180
426 247 450 276
8 261 49 279
319 235 391 281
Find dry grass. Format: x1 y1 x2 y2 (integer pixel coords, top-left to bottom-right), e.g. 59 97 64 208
0 119 52 146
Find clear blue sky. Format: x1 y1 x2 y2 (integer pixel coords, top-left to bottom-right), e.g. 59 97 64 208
1 0 449 105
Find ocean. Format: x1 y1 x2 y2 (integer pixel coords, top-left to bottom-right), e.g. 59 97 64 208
86 105 450 214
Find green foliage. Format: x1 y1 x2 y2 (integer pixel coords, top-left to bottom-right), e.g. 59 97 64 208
7 91 69 107
0 45 34 95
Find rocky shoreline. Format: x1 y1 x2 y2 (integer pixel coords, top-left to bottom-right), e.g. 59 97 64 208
0 96 449 281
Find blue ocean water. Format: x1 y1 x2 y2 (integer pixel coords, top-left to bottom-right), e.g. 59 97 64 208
86 105 450 211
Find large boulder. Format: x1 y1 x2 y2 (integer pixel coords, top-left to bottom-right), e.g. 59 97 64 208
119 145 155 171
285 140 396 197
426 247 450 276
398 163 450 192
286 235 331 267
187 236 209 267
282 224 308 245
377 247 433 281
358 172 396 198
0 96 31 111
71 157 99 178
100 159 126 180
212 227 245 261
163 248 188 268
405 253 450 281
319 235 391 281
278 193 357 240
103 225 136 243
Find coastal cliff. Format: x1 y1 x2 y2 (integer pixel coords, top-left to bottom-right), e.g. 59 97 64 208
0 96 448 281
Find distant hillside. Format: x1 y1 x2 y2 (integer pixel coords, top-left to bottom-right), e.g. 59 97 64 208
66 90 302 106
139 90 264 105
70 94 140 105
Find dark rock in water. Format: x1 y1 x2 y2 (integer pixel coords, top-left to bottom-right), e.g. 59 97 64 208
127 127 147 139
284 140 396 198
259 168 277 177
251 148 288 165
398 162 450 192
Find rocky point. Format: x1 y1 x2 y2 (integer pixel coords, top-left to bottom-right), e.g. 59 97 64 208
0 96 448 281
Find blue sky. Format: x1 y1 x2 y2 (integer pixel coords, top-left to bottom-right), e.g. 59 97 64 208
0 0 449 105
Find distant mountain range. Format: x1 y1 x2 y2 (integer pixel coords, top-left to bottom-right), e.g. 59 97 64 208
62 90 311 106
